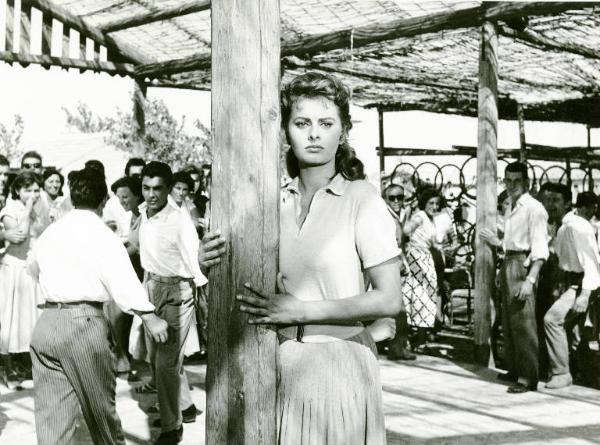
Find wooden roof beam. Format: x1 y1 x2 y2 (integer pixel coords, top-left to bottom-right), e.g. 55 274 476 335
135 1 593 77
22 0 153 64
99 0 211 33
499 25 600 60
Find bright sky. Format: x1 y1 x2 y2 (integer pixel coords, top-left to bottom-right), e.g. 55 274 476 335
1 63 597 185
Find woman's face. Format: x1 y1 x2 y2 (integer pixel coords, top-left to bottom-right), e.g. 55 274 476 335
171 182 190 206
18 182 41 204
287 96 345 172
500 196 512 215
424 196 440 217
116 186 139 212
44 174 62 198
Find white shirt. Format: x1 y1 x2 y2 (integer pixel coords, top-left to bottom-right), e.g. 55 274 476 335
555 212 600 291
103 195 133 239
434 210 454 244
503 193 549 262
28 209 155 313
139 195 207 287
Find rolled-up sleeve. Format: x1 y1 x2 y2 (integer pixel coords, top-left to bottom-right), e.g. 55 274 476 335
528 205 549 262
355 188 401 269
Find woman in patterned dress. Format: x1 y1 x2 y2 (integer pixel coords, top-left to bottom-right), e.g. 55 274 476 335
402 187 442 350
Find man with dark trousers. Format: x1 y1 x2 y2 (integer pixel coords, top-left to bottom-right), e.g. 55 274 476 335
481 161 549 393
28 168 169 444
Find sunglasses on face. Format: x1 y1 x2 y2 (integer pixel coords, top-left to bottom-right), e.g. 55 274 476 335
23 162 41 169
387 194 404 202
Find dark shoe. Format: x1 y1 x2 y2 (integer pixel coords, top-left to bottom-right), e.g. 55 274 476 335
154 426 183 444
388 348 417 361
497 372 518 383
507 382 537 393
152 405 201 428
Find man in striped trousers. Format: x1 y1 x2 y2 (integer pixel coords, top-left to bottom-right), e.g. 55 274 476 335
27 168 169 445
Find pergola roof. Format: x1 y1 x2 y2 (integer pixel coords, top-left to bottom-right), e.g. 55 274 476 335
3 1 600 124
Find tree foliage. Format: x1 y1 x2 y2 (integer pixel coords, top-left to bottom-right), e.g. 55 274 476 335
63 99 211 171
0 114 25 162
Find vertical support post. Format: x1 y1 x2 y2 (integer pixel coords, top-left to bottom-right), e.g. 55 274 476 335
132 78 147 152
566 159 572 188
378 108 385 185
474 21 498 366
587 125 593 191
208 0 280 444
40 13 52 55
18 0 30 54
517 103 526 163
5 0 14 53
61 25 70 58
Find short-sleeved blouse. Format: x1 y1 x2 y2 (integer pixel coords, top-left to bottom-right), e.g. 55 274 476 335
279 174 400 302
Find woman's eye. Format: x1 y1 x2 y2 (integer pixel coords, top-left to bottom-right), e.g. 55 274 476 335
321 122 333 128
295 121 308 128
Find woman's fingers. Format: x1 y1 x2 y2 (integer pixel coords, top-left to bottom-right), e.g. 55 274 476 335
237 294 269 308
244 283 269 299
248 317 271 325
239 304 268 316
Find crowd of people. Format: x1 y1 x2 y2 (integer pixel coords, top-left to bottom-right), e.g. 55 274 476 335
0 71 598 445
0 150 224 444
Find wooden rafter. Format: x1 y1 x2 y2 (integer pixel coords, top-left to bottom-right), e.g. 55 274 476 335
135 1 594 78
99 0 211 33
0 50 135 75
21 0 153 64
499 25 600 60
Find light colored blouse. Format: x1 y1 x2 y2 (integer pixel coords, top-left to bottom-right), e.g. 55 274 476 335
407 210 436 252
279 174 399 303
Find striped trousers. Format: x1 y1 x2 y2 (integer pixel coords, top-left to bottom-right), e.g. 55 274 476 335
30 304 125 445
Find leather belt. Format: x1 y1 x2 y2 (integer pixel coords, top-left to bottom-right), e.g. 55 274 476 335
38 301 104 309
147 272 193 285
278 324 363 342
505 249 531 256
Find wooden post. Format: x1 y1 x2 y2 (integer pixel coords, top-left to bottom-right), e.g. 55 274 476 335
18 1 30 54
61 25 69 58
474 21 498 366
132 78 147 156
208 1 279 444
566 159 572 187
378 108 386 185
5 0 14 52
40 14 52 55
587 125 594 191
517 104 526 162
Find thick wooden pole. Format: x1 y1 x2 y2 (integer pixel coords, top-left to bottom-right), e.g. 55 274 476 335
208 1 279 444
378 108 385 183
133 79 147 138
474 21 498 366
517 104 526 162
5 0 14 52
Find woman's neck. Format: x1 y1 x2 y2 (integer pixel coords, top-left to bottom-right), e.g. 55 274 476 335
298 164 336 196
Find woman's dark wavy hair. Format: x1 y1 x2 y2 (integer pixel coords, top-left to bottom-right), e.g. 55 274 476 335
281 72 365 181
417 186 441 210
43 168 65 197
10 171 43 200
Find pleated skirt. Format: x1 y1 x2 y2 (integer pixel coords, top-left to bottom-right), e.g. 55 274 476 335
277 329 386 445
0 255 43 354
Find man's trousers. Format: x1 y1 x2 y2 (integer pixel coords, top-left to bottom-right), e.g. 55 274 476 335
30 303 124 445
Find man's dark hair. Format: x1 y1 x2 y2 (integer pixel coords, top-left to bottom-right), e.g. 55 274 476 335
141 161 173 187
540 181 572 205
20 150 42 165
84 159 106 179
505 161 529 181
0 154 9 166
172 171 194 192
111 176 143 202
576 191 597 209
125 158 146 176
69 168 108 209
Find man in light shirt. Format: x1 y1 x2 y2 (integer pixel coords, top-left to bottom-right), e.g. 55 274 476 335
139 161 208 445
543 187 600 389
27 168 168 445
481 161 549 393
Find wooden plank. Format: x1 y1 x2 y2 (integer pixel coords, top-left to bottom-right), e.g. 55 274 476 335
100 0 210 33
5 0 14 52
21 0 151 63
517 104 526 162
40 12 52 55
474 21 497 367
18 0 30 54
378 108 386 179
61 25 69 58
135 2 592 77
0 50 135 75
208 0 279 443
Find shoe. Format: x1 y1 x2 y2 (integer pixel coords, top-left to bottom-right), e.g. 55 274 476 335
388 349 417 361
507 382 537 393
152 404 202 427
497 372 518 383
154 426 183 444
545 373 573 389
147 402 160 414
